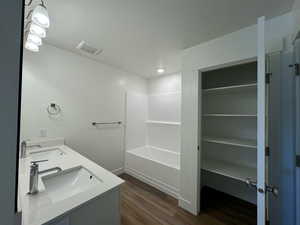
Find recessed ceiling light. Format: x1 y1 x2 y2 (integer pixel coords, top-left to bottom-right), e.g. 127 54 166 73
157 68 165 74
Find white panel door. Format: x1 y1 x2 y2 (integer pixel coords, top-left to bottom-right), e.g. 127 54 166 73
257 16 266 225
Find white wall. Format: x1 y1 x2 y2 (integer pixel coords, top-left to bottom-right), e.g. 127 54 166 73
147 73 181 95
293 0 300 36
180 13 293 214
21 44 147 173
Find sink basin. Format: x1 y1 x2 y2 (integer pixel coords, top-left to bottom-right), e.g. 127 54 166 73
41 166 102 203
29 148 65 160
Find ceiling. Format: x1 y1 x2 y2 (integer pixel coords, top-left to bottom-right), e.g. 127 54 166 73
43 0 294 78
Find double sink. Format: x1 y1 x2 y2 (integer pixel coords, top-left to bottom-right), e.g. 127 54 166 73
28 148 102 203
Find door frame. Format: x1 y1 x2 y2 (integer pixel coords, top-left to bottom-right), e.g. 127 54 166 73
179 17 267 218
0 0 24 224
257 16 267 225
179 13 290 217
181 59 264 215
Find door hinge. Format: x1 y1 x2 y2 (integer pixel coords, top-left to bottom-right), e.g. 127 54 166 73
265 147 270 156
197 145 200 151
295 63 300 76
266 73 272 84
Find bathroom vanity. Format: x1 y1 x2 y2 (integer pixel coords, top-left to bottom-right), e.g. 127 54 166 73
18 138 124 225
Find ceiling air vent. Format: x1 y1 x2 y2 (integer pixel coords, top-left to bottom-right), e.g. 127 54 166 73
76 41 102 55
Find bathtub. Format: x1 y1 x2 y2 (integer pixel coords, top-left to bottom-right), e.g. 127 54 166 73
125 146 180 198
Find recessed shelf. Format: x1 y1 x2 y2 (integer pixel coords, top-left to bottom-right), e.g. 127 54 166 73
203 83 257 94
202 114 257 117
146 120 181 126
202 136 257 149
202 159 257 182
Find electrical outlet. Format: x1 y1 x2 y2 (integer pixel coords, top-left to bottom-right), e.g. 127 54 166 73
40 129 47 137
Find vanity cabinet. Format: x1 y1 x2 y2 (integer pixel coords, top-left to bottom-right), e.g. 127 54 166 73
48 188 121 225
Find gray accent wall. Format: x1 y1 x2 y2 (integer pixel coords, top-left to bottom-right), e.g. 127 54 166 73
0 0 23 224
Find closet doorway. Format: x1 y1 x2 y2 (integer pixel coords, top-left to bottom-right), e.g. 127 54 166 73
198 50 297 225
199 60 259 223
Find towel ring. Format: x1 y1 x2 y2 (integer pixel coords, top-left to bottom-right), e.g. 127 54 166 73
47 103 61 116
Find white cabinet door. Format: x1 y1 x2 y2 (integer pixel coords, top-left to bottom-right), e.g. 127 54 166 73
257 16 266 225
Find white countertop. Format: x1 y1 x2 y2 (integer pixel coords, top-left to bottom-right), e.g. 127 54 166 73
18 145 124 225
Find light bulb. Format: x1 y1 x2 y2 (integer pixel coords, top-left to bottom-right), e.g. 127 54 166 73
30 23 46 38
27 34 42 46
157 68 165 74
25 41 39 52
32 5 50 28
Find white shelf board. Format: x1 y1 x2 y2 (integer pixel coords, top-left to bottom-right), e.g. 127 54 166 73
202 136 257 149
202 159 257 181
146 120 181 126
203 83 257 94
202 114 257 117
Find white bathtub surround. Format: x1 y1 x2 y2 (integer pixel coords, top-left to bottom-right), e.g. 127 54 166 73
18 143 124 225
148 92 181 123
125 73 182 198
147 121 181 153
146 74 181 153
125 92 148 151
125 146 180 198
147 73 181 95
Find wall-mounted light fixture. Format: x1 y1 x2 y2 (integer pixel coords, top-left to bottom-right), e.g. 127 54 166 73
29 23 46 38
27 33 42 46
25 41 39 52
32 2 50 28
24 0 50 52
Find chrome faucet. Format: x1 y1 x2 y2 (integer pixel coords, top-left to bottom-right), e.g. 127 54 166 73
29 160 62 195
20 140 42 159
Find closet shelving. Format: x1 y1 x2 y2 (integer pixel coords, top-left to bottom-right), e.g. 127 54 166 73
202 114 257 117
146 120 181 126
202 83 257 94
202 159 257 182
202 136 257 149
201 61 258 203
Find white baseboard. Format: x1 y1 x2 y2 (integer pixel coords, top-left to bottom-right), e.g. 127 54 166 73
125 167 179 199
111 167 124 176
178 197 198 215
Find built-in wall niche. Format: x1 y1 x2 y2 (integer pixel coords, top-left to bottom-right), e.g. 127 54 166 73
200 61 258 204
